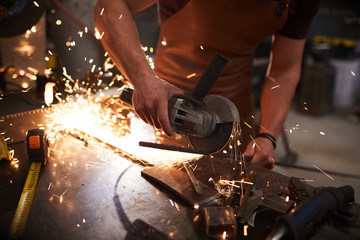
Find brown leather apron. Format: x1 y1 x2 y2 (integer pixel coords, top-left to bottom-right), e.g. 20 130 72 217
155 0 289 150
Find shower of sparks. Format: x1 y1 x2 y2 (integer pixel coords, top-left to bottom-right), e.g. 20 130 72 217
300 179 314 182
313 164 334 180
33 1 39 7
244 121 252 129
244 225 248 236
42 70 200 167
51 189 69 204
285 196 289 202
186 73 196 79
268 76 275 82
174 201 180 211
45 82 56 106
219 179 253 186
249 135 260 150
222 231 227 239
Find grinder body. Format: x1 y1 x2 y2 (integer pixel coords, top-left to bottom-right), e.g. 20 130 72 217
119 53 240 153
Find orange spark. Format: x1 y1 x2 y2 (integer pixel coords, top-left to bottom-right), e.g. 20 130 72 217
244 225 248 236
186 73 197 79
313 164 334 180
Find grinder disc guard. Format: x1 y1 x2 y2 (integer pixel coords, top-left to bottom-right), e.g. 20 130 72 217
189 122 234 154
188 95 240 153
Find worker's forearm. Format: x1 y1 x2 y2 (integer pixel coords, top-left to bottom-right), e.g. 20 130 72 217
93 0 156 87
259 70 300 139
259 35 305 140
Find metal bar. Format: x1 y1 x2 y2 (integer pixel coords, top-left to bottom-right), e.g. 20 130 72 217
182 162 204 196
139 141 210 155
237 171 256 220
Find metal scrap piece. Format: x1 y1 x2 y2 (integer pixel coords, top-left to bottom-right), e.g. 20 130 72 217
259 193 294 214
204 206 237 238
182 161 204 196
141 166 219 206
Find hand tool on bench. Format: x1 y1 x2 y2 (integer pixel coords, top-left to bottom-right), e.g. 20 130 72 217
9 129 49 239
266 185 355 240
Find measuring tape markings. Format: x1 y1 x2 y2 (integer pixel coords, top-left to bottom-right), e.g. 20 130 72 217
9 162 42 237
9 129 48 239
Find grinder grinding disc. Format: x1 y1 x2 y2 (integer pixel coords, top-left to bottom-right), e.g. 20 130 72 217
188 95 240 154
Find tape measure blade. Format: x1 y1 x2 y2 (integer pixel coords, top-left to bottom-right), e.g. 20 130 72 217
9 162 42 238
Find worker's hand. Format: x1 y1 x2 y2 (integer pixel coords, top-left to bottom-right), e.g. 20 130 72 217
243 137 275 169
132 75 184 136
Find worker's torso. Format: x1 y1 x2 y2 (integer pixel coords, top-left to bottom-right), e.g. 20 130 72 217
154 0 289 146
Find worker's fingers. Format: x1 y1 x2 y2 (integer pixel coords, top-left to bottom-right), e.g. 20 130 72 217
148 107 161 129
136 111 149 124
157 99 173 136
249 138 275 169
142 105 159 128
242 140 256 159
251 152 275 169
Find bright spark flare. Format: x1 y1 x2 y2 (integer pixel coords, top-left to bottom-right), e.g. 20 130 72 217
244 225 248 236
271 85 280 89
313 164 334 180
186 73 196 79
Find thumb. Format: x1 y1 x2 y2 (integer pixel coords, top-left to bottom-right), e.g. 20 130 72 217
243 141 255 159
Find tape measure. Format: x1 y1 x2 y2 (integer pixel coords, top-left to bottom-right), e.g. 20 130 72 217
9 129 48 239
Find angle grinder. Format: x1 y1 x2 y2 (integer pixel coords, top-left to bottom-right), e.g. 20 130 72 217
119 53 240 154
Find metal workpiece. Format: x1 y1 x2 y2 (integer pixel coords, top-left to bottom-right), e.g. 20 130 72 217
204 206 237 238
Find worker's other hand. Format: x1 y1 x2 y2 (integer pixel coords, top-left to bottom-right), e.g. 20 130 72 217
243 137 275 169
132 76 184 136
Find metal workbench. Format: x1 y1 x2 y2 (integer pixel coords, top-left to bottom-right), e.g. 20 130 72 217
1 107 359 240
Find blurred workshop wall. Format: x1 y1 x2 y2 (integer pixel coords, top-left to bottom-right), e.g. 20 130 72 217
133 4 160 54
47 0 105 81
298 0 360 115
46 1 159 82
0 14 46 91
